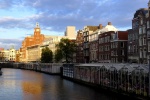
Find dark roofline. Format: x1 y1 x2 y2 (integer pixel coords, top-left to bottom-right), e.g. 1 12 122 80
133 8 148 18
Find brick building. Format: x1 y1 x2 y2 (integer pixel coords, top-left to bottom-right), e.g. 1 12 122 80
89 24 103 63
83 26 99 63
21 23 45 62
75 30 84 63
99 31 128 63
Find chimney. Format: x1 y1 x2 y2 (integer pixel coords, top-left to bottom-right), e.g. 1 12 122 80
108 22 112 25
99 24 103 29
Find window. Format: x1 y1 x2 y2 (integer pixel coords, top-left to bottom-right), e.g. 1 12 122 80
139 27 142 34
139 37 142 46
105 54 107 60
143 26 146 34
108 45 110 51
147 30 150 39
147 21 149 28
128 45 131 53
128 34 130 41
148 41 150 52
120 42 124 48
99 39 101 44
140 19 143 25
121 50 124 55
115 42 118 48
84 32 86 36
143 37 146 45
133 45 136 53
87 32 89 35
111 51 114 56
143 48 146 58
140 49 142 58
107 36 110 42
111 43 113 48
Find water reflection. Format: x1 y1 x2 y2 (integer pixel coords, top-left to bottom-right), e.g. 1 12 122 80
0 68 119 100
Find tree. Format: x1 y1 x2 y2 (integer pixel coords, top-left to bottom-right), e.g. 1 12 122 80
41 47 53 63
55 38 76 63
54 49 63 62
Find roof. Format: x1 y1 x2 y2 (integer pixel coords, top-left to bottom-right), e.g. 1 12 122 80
86 26 99 31
74 63 149 74
75 63 103 67
101 24 118 33
134 8 148 18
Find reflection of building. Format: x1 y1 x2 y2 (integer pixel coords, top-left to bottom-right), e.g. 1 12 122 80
22 82 42 95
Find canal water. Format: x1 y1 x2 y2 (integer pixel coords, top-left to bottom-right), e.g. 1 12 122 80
0 68 120 100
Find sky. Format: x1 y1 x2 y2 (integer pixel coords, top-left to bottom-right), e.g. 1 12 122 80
0 0 149 49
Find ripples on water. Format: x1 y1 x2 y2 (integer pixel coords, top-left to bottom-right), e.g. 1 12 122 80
0 68 119 100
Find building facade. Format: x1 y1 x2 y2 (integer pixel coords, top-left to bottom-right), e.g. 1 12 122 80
21 23 45 62
99 31 128 63
110 31 128 63
75 30 84 63
128 5 149 63
65 26 76 39
9 46 16 62
27 45 40 62
83 26 99 63
147 1 150 63
98 22 118 63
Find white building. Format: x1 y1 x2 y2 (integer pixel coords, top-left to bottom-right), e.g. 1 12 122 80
65 26 76 39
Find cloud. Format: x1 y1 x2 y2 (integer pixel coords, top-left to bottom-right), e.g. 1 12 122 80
0 0 148 50
0 38 22 49
0 0 148 32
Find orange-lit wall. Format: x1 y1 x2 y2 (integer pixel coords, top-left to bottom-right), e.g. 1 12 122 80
21 26 45 62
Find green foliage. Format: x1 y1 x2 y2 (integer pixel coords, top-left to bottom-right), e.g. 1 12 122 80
41 47 53 63
54 49 63 62
55 38 76 63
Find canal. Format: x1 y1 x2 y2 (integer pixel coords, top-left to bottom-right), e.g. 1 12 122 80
0 68 120 100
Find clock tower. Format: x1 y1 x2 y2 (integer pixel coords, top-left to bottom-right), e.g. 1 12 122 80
34 22 41 36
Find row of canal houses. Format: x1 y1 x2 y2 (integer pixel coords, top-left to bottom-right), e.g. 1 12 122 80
75 1 150 64
75 22 128 63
